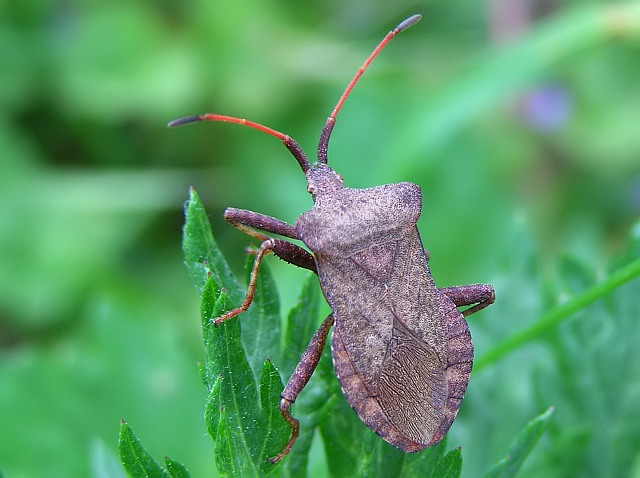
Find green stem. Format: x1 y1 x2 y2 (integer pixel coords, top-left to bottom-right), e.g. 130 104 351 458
475 257 640 371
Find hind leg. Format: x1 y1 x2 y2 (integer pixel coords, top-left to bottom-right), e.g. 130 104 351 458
440 284 495 317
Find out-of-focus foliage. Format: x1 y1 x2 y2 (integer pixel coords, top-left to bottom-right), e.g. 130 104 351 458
1 1 639 477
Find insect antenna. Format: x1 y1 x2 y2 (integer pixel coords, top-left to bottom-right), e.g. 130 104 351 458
317 14 421 164
168 114 311 173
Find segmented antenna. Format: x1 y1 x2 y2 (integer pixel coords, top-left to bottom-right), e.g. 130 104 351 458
168 14 420 174
168 114 310 173
317 14 421 164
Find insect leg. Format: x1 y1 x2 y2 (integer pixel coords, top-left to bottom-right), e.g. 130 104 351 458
225 207 299 239
440 284 495 317
270 314 335 464
224 208 317 272
212 237 276 325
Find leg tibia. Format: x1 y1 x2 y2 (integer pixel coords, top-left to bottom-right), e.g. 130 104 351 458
270 314 334 463
212 238 275 325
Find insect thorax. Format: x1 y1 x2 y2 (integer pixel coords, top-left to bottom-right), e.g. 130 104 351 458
296 181 422 257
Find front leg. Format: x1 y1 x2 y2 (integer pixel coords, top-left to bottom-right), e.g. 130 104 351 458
224 208 316 272
225 207 299 240
213 208 317 326
440 284 495 317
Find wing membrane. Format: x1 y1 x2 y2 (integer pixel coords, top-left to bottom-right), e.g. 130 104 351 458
318 227 470 448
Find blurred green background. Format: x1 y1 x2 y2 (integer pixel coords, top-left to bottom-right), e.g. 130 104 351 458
2 0 639 477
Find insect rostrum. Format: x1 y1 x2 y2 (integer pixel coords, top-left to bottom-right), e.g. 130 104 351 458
170 13 495 464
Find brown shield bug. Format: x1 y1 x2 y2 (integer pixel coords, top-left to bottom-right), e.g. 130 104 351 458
170 14 495 464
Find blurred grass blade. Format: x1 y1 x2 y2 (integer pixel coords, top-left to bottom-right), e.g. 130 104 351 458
483 407 555 478
118 421 171 478
389 3 640 172
475 257 640 370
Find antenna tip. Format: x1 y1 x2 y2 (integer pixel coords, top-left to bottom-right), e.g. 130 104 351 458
167 115 203 127
396 14 422 33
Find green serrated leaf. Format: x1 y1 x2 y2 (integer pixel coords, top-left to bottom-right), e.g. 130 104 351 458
354 432 404 478
353 434 457 478
354 432 378 478
282 274 323 375
207 315 263 476
196 256 263 475
432 448 462 478
483 407 555 478
118 421 170 478
214 407 235 478
402 439 448 478
200 276 241 387
182 187 242 301
241 253 283 380
204 375 222 440
184 190 291 477
164 457 190 478
197 361 207 388
259 359 290 473
319 394 367 477
280 276 334 478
